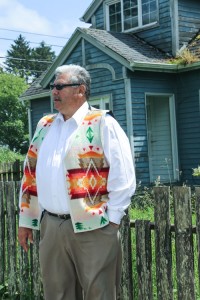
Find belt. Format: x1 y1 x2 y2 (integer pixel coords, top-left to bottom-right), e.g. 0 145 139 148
45 210 71 220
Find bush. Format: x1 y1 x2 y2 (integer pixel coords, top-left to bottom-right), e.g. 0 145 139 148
0 147 25 163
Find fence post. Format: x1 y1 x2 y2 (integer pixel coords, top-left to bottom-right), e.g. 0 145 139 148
195 187 200 295
31 231 43 299
173 186 196 300
119 212 133 300
154 186 173 300
5 181 18 296
0 182 5 285
135 219 153 300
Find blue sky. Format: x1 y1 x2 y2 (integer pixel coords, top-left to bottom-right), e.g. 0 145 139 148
0 0 92 66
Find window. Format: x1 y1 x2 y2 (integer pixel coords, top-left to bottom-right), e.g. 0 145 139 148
106 0 158 32
89 96 111 110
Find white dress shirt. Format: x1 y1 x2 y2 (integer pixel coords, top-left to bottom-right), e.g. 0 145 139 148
36 102 136 224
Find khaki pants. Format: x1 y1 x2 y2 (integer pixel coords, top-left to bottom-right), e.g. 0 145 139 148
39 212 122 300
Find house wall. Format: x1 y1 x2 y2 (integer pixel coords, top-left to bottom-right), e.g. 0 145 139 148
31 97 51 133
129 71 177 185
91 0 200 55
92 0 173 54
94 4 104 29
178 0 200 48
176 69 200 184
136 0 173 54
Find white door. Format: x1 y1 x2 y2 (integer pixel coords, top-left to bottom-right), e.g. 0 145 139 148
146 95 179 183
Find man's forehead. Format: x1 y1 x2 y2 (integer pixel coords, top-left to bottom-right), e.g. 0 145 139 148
55 73 70 82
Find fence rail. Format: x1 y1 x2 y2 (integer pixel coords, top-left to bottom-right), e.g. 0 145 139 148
0 181 200 299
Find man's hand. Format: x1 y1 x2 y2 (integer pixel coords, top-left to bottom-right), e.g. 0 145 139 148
18 227 33 252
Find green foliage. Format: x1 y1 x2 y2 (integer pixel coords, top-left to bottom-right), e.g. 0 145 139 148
131 182 154 210
5 34 56 82
0 148 25 163
0 72 29 153
31 41 56 78
5 34 32 81
193 166 200 177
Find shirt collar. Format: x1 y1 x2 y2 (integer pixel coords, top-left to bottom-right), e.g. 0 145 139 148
56 101 89 125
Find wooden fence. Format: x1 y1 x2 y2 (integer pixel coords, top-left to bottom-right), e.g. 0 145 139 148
0 181 200 299
0 160 24 182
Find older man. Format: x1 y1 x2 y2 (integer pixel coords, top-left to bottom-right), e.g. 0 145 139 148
18 64 136 300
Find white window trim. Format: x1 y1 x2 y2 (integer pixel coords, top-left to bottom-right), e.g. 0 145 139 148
105 0 159 32
89 94 112 110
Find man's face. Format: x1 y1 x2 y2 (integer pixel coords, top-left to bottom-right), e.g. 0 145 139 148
52 74 79 114
51 73 82 118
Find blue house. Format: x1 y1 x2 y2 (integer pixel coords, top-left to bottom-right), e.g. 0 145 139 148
20 0 200 186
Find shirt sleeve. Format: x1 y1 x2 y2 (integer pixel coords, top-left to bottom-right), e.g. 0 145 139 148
102 114 136 224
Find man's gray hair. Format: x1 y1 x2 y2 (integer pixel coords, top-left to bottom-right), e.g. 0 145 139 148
55 64 91 100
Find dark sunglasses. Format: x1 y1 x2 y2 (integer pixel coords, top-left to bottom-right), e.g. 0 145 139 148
50 83 81 90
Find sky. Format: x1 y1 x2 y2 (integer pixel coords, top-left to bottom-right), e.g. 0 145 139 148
0 0 93 68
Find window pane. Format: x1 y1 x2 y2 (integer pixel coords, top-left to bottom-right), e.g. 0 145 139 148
105 103 110 110
131 6 138 17
123 0 138 30
142 0 157 25
109 2 122 32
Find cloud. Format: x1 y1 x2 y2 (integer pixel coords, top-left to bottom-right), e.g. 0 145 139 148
0 0 52 34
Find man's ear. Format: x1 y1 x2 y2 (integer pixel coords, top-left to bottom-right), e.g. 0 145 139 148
79 84 86 96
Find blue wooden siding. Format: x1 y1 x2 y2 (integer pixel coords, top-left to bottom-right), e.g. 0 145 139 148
130 71 177 185
176 69 200 184
136 0 173 54
31 97 51 133
94 3 104 29
178 0 200 48
84 40 124 78
63 41 83 66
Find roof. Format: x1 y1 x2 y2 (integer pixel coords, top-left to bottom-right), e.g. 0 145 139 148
20 70 50 100
21 27 200 100
80 28 169 63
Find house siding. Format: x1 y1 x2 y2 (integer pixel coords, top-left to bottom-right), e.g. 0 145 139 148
176 69 200 184
178 0 200 48
136 0 172 54
94 3 104 29
130 71 177 185
31 97 51 133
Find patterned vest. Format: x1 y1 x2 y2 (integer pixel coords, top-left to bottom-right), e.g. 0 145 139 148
19 109 110 233
66 110 110 232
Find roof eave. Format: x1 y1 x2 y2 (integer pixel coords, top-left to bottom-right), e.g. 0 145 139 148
80 0 103 23
131 61 200 72
20 91 50 101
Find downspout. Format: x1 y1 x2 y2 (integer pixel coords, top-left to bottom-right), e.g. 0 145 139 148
123 68 135 164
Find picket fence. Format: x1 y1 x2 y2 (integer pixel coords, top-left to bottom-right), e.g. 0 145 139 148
0 180 200 300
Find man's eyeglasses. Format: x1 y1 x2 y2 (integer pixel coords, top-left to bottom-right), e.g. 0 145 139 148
50 83 81 90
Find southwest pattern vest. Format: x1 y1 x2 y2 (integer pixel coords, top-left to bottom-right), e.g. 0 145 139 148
19 109 110 233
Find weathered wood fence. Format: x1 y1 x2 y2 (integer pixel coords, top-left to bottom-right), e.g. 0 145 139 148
0 160 24 182
0 181 200 300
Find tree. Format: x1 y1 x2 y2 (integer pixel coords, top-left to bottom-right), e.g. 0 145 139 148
0 72 29 153
5 35 56 82
5 34 32 82
31 41 56 78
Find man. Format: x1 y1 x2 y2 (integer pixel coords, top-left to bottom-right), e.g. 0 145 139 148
18 64 136 300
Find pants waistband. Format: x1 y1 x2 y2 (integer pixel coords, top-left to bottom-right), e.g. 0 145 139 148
45 210 71 220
